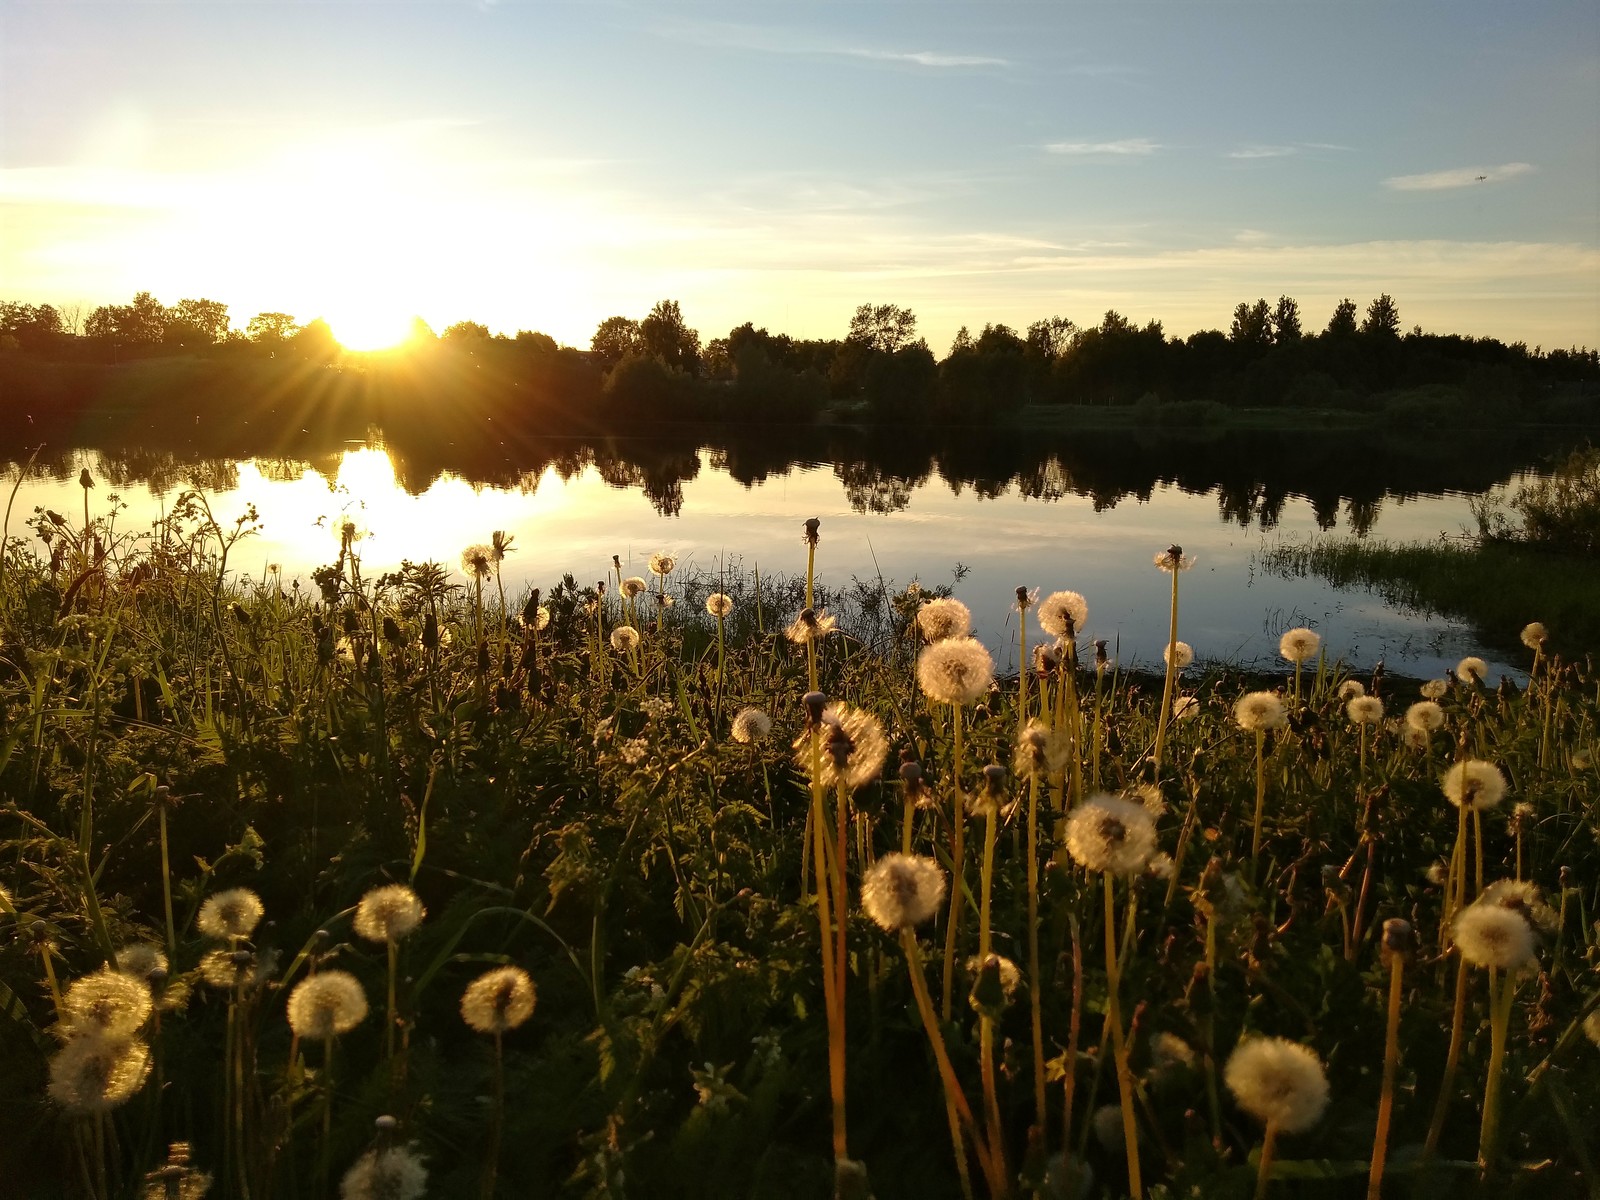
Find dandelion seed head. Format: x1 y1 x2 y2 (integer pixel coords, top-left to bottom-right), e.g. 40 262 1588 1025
1091 1104 1125 1151
1441 760 1508 811
1420 679 1448 700
706 592 734 618
621 576 647 599
1453 903 1537 972
1173 695 1200 722
460 545 493 579
793 703 889 793
353 884 426 944
1151 1032 1197 1071
784 608 838 645
1477 878 1559 934
1154 546 1196 573
648 552 676 577
1234 691 1287 733
115 944 169 982
1164 641 1194 670
460 966 537 1034
1346 696 1384 725
1279 628 1321 664
62 968 152 1039
286 970 369 1040
1064 794 1158 876
1521 622 1548 650
1584 1008 1600 1050
1128 783 1165 816
1457 656 1489 685
339 1145 428 1200
48 1033 151 1113
1406 700 1445 732
860 853 946 932
1037 591 1089 639
915 597 973 643
917 637 995 706
531 606 551 631
196 888 264 941
730 707 772 744
1013 719 1069 779
609 625 641 652
1224 1037 1329 1133
1338 680 1366 700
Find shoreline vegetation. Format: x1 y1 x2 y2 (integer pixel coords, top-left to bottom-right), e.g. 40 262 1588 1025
2 491 1598 1197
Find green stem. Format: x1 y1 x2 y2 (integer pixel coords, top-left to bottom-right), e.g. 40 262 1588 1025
1152 566 1180 773
941 705 966 1020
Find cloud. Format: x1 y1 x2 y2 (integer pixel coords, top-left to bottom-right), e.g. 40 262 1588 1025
844 49 1007 68
1045 138 1161 157
1383 162 1535 191
1228 145 1297 160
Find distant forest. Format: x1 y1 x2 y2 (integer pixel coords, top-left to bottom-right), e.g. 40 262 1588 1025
2 291 1597 437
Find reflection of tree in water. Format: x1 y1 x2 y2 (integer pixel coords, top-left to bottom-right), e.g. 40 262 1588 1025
836 459 916 514
255 457 316 485
594 445 702 518
1014 457 1072 503
1346 497 1382 537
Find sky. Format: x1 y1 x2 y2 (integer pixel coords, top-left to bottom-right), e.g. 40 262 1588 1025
3 0 1598 354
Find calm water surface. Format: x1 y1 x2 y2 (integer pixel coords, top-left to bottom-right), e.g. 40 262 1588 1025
7 424 1562 681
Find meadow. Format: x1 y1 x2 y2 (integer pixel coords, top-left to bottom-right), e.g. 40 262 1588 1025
1 479 1597 1200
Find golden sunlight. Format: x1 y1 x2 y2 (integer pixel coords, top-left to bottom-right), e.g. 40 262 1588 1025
328 309 416 353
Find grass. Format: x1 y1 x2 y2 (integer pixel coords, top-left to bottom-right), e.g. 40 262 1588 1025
2 481 1598 1199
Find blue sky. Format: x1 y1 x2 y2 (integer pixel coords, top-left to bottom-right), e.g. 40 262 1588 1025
3 0 1596 352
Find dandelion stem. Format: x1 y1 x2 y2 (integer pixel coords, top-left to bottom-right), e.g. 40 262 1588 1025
1251 728 1268 868
1424 953 1471 1158
483 1030 504 1200
1366 949 1405 1200
977 805 1008 1191
941 705 967 1021
1026 772 1048 1133
1103 871 1143 1200
1254 1120 1279 1200
1478 968 1517 1173
1152 563 1180 773
158 802 177 963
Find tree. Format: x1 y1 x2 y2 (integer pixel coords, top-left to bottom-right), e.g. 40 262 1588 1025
1272 296 1302 343
1326 298 1359 337
246 312 299 345
638 299 701 375
442 320 491 343
86 292 167 344
1362 293 1401 338
167 298 230 344
949 326 973 356
591 316 641 372
1025 316 1076 359
1229 299 1273 348
0 302 65 350
514 330 559 354
847 303 918 354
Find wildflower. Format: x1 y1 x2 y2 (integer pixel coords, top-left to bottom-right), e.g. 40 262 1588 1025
706 592 734 618
915 597 972 643
460 966 537 1034
461 545 493 579
1406 700 1445 732
730 707 772 744
1150 1032 1197 1071
1033 642 1060 675
1173 695 1200 721
1425 861 1448 886
1234 691 1287 732
339 1146 428 1200
529 606 551 631
861 854 947 932
1154 545 1196 572
1224 1037 1329 1133
640 695 671 721
1015 586 1038 612
1347 696 1384 725
619 737 649 766
968 953 1022 1015
61 969 152 1039
286 970 369 1040
1063 794 1158 876
648 552 676 577
1338 679 1366 700
115 944 169 982
784 608 837 645
1453 903 1537 972
1477 878 1559 934
1128 783 1165 816
1441 760 1508 811
353 884 426 944
196 888 264 941
48 1033 152 1113
1013 719 1069 779
1457 656 1489 685
1147 852 1175 881
794 702 889 793
1164 641 1194 670
621 576 647 599
609 626 641 652
1520 622 1548 650
1279 628 1320 664
916 636 995 706
1420 679 1448 700
1037 590 1089 639
199 950 256 991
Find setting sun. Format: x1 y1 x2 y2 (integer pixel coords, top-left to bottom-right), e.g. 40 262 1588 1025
329 309 416 353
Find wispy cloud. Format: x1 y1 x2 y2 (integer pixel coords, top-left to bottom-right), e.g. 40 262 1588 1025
1384 162 1535 191
844 49 1007 68
1228 144 1297 160
1045 138 1161 157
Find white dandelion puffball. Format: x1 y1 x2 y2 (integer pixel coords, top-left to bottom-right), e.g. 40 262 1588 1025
785 609 838 645
1520 622 1548 650
1234 691 1287 733
353 884 426 943
1453 903 1537 972
340 1146 428 1200
706 592 734 618
62 969 153 1039
915 597 973 643
1164 642 1194 670
1279 628 1321 664
1420 679 1448 700
861 854 947 932
1064 794 1158 876
114 944 169 981
648 552 676 577
1406 701 1445 732
1037 591 1089 639
1477 878 1559 934
196 888 264 941
730 707 772 744
1337 679 1365 700
48 1034 152 1114
1224 1037 1330 1133
1441 760 1508 811
793 702 890 793
1346 696 1384 725
609 625 641 652
621 576 647 599
461 966 537 1034
917 636 995 706
1457 656 1489 685
460 545 493 578
1013 719 1069 779
1173 695 1201 722
1154 546 1196 573
286 970 369 1040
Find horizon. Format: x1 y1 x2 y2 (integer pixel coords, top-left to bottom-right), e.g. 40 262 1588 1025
3 1 1598 354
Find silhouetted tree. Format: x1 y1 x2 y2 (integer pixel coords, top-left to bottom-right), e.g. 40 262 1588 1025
167 298 230 344
638 300 701 375
443 320 491 342
1362 293 1401 338
1272 296 1302 343
246 312 298 345
1230 299 1273 349
847 303 918 353
1025 316 1076 359
1327 298 1359 337
591 316 641 372
86 292 167 344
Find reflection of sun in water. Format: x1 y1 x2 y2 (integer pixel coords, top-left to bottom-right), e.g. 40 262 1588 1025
328 310 415 353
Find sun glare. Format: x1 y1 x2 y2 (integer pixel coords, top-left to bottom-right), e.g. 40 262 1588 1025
329 310 416 353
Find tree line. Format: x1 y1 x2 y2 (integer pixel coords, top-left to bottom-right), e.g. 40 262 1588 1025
2 290 1596 428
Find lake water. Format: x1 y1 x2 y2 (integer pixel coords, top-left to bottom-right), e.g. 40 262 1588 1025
4 423 1577 680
